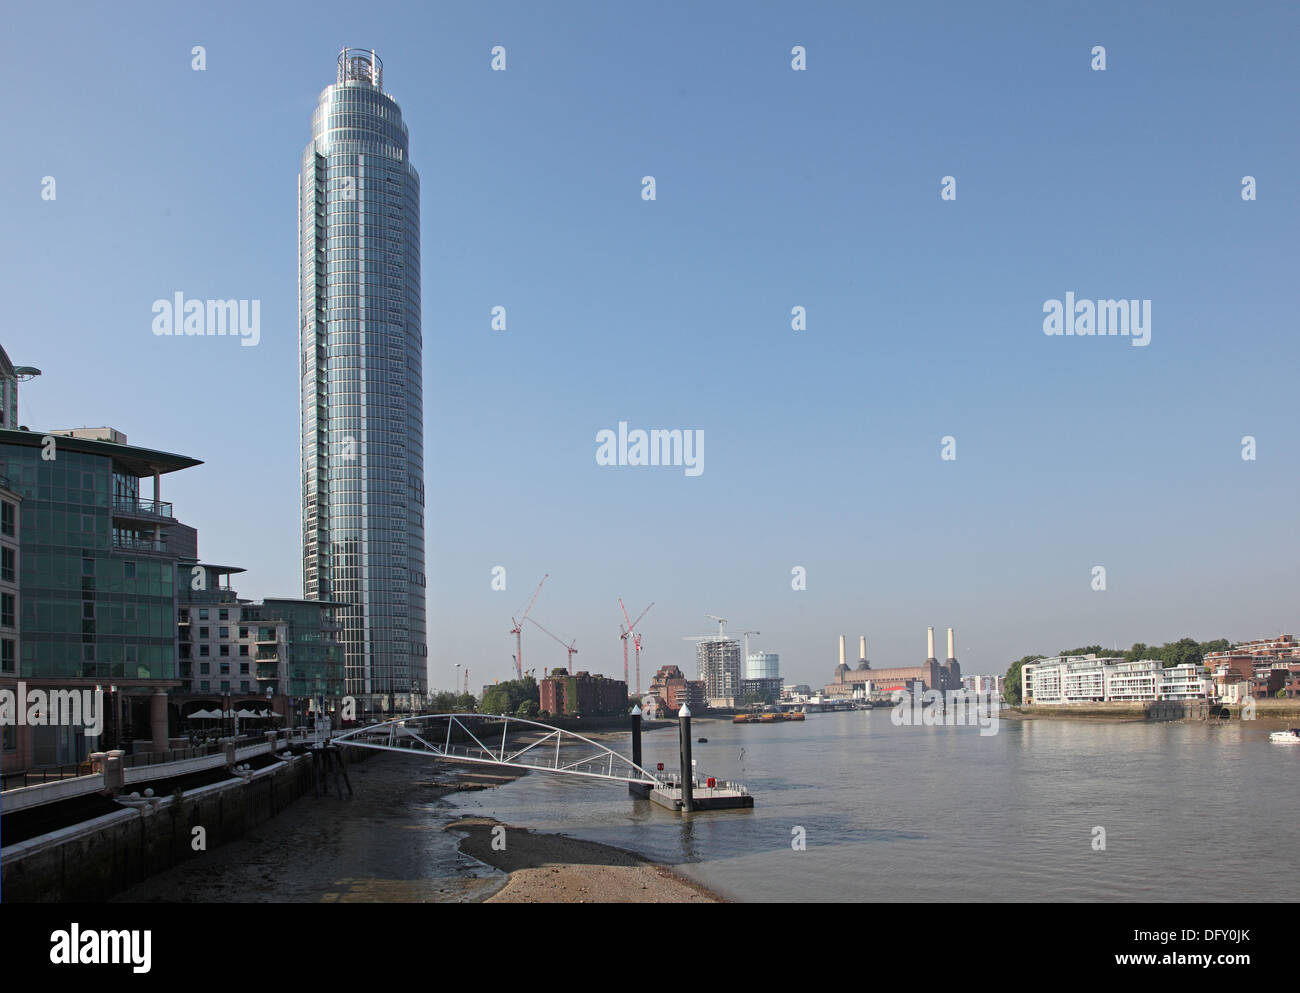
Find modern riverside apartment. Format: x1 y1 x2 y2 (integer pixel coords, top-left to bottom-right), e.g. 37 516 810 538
1022 655 1212 705
175 561 346 727
0 421 203 769
299 48 426 716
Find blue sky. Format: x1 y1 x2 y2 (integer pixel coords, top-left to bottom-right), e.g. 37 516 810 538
3 1 1297 692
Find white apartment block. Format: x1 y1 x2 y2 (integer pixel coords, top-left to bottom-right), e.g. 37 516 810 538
1023 655 1211 704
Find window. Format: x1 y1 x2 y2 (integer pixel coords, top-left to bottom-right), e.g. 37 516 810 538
200 645 210 657
220 663 230 675
219 609 229 621
240 663 249 674
199 609 209 620
219 627 229 639
239 627 248 639
200 662 210 675
1 639 14 673
1 593 13 628
82 556 94 577
219 645 229 657
0 501 13 536
82 601 95 619
1 547 13 583
199 627 209 639
2 723 14 751
239 645 249 657
124 561 136 579
200 681 210 692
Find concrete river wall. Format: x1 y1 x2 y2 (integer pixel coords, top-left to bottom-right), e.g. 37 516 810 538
1 752 316 902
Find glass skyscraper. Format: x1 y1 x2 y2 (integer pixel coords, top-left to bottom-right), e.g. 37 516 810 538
299 49 426 711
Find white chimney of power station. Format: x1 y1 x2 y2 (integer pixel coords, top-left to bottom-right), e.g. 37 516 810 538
838 635 846 667
859 635 866 661
947 627 956 660
927 626 936 660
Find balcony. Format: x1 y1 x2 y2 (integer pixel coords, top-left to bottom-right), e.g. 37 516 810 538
112 496 175 523
112 534 171 557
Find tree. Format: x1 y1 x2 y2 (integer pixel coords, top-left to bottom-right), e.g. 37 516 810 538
1003 655 1044 705
516 700 539 719
1160 637 1202 668
481 685 511 715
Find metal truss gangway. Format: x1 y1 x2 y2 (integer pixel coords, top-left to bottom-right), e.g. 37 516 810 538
330 714 664 786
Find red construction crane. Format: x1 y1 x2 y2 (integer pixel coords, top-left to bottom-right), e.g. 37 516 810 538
508 574 548 679
618 599 654 695
527 616 578 671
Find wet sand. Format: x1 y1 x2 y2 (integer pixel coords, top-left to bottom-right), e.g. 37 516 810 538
450 817 722 903
112 751 723 904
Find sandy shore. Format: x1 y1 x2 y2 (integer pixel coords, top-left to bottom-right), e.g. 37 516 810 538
449 816 724 903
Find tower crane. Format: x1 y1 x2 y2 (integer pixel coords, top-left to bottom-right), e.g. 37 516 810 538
618 599 654 695
508 574 547 679
527 616 578 671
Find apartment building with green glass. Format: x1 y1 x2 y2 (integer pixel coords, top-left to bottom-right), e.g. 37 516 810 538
0 421 202 769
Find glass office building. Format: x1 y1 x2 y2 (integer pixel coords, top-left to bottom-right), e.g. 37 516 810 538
299 49 426 711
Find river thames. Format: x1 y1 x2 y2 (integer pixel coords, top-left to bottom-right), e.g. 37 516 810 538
446 709 1299 901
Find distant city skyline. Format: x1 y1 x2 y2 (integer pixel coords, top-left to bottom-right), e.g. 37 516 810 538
2 1 1296 694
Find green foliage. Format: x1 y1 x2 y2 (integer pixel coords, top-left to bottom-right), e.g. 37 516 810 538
516 699 539 718
1003 655 1043 705
430 691 459 713
1121 637 1229 668
479 676 539 716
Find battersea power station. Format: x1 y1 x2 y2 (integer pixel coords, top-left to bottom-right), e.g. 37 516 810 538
824 628 962 698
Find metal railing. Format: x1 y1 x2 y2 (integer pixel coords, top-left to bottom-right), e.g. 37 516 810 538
112 496 175 519
112 535 168 555
1 762 93 792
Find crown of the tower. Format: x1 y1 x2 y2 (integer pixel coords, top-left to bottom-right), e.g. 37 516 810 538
338 47 382 88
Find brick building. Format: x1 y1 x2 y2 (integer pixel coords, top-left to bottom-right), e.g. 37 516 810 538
648 664 706 713
539 669 627 717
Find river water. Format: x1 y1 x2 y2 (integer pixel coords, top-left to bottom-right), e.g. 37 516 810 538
445 710 1300 902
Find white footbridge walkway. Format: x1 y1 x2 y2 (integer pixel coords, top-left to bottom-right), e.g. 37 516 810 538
330 714 665 787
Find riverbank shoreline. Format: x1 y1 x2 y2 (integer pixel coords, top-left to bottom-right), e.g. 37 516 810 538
1001 701 1300 722
448 816 726 903
109 752 726 903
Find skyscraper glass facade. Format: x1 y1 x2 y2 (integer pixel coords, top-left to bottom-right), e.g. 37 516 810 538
299 49 426 706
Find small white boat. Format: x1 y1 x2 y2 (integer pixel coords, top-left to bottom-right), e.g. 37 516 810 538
1268 728 1300 743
